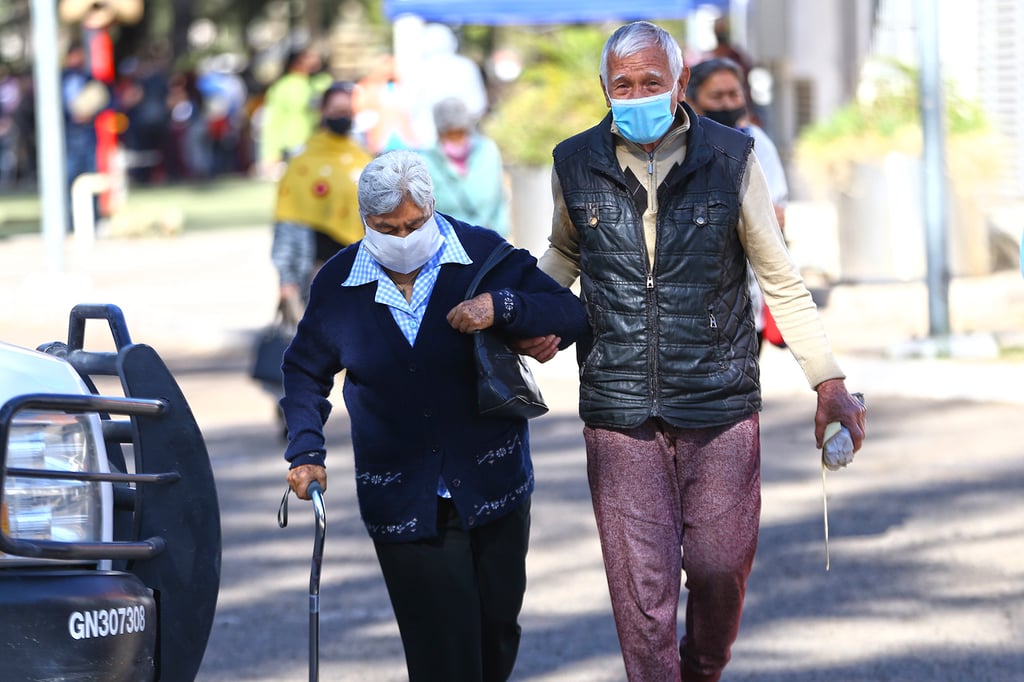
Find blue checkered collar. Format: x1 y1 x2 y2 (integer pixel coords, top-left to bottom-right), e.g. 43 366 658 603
342 213 472 294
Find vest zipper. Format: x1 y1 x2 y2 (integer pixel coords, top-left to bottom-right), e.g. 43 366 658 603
642 149 659 415
647 275 659 416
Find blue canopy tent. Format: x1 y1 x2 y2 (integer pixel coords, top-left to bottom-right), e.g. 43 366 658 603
383 0 730 25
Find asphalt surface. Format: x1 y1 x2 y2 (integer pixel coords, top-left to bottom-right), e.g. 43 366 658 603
2 225 1023 681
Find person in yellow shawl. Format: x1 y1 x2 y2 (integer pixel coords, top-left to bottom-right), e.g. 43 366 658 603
271 81 373 323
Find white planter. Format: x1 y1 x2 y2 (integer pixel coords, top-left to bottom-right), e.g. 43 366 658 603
506 164 554 259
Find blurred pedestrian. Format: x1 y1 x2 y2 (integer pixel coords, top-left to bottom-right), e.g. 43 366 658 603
406 23 489 149
12 69 36 184
271 81 372 322
687 56 789 352
197 54 248 177
420 96 510 237
61 41 107 231
528 21 866 682
281 150 588 682
0 63 22 187
709 18 754 81
708 18 754 103
353 55 417 154
258 46 330 179
164 69 208 180
112 49 169 183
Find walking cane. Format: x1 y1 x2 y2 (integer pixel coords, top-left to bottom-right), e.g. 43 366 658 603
307 481 327 682
278 481 327 682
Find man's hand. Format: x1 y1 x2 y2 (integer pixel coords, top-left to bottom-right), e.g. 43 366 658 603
511 335 561 363
814 378 866 451
287 464 327 500
447 293 495 333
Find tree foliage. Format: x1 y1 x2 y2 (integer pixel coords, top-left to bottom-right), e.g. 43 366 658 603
483 25 609 165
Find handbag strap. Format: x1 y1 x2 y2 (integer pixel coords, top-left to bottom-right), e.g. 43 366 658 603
464 240 515 299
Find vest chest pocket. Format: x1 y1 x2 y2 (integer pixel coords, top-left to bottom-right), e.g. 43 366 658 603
671 198 735 231
568 202 622 230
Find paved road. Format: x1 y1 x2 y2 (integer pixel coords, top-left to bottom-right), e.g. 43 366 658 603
176 349 1024 682
2 227 1022 680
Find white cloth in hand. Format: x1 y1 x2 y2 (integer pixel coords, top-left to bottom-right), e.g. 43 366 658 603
822 423 855 471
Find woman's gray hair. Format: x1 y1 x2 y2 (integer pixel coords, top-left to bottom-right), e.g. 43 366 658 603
433 96 474 134
357 150 434 219
600 21 684 89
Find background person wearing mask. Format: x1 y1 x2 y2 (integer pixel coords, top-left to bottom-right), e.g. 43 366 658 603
687 58 787 227
271 81 372 323
282 150 588 682
262 82 372 439
420 96 510 237
687 56 789 352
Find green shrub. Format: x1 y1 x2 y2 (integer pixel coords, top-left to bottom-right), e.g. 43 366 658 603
483 26 611 165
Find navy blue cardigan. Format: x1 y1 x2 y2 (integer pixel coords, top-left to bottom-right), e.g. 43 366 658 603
281 218 589 542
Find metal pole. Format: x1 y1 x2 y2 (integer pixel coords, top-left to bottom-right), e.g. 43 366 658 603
30 0 69 272
915 0 950 336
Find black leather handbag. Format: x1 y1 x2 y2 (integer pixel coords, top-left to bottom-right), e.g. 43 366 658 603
465 241 549 420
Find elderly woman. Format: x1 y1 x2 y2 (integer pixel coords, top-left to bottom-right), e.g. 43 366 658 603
420 96 510 236
281 150 588 682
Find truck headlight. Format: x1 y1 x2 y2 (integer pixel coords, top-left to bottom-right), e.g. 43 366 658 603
3 411 112 547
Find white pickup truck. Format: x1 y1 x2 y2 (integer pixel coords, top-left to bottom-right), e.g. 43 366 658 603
0 304 220 681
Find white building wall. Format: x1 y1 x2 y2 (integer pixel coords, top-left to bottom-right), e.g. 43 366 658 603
744 0 875 196
977 0 1024 200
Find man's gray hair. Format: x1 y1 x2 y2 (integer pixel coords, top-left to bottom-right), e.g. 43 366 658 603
600 21 684 89
358 150 434 219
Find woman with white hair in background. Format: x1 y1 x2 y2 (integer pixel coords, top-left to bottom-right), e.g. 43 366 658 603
421 96 511 237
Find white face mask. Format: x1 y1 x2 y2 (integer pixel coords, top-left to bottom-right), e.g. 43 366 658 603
362 214 445 274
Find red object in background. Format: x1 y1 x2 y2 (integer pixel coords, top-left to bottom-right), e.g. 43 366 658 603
762 303 786 348
87 28 116 216
94 110 117 215
87 29 115 83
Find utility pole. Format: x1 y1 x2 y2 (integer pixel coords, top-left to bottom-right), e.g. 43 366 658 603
30 0 68 272
915 0 951 337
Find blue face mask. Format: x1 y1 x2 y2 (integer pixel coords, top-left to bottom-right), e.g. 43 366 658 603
608 89 677 145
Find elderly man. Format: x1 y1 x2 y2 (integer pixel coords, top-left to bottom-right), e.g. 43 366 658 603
281 150 588 682
528 21 866 682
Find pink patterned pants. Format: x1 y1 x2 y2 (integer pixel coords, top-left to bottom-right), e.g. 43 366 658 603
584 415 761 682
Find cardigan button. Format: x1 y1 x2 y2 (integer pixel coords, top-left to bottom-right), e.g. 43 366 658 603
467 515 476 526
451 479 461 488
408 363 417 372
423 409 432 417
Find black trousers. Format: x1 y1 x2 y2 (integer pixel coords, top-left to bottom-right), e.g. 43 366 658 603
373 497 531 682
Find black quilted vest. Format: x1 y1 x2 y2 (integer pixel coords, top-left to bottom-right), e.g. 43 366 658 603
553 103 760 429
